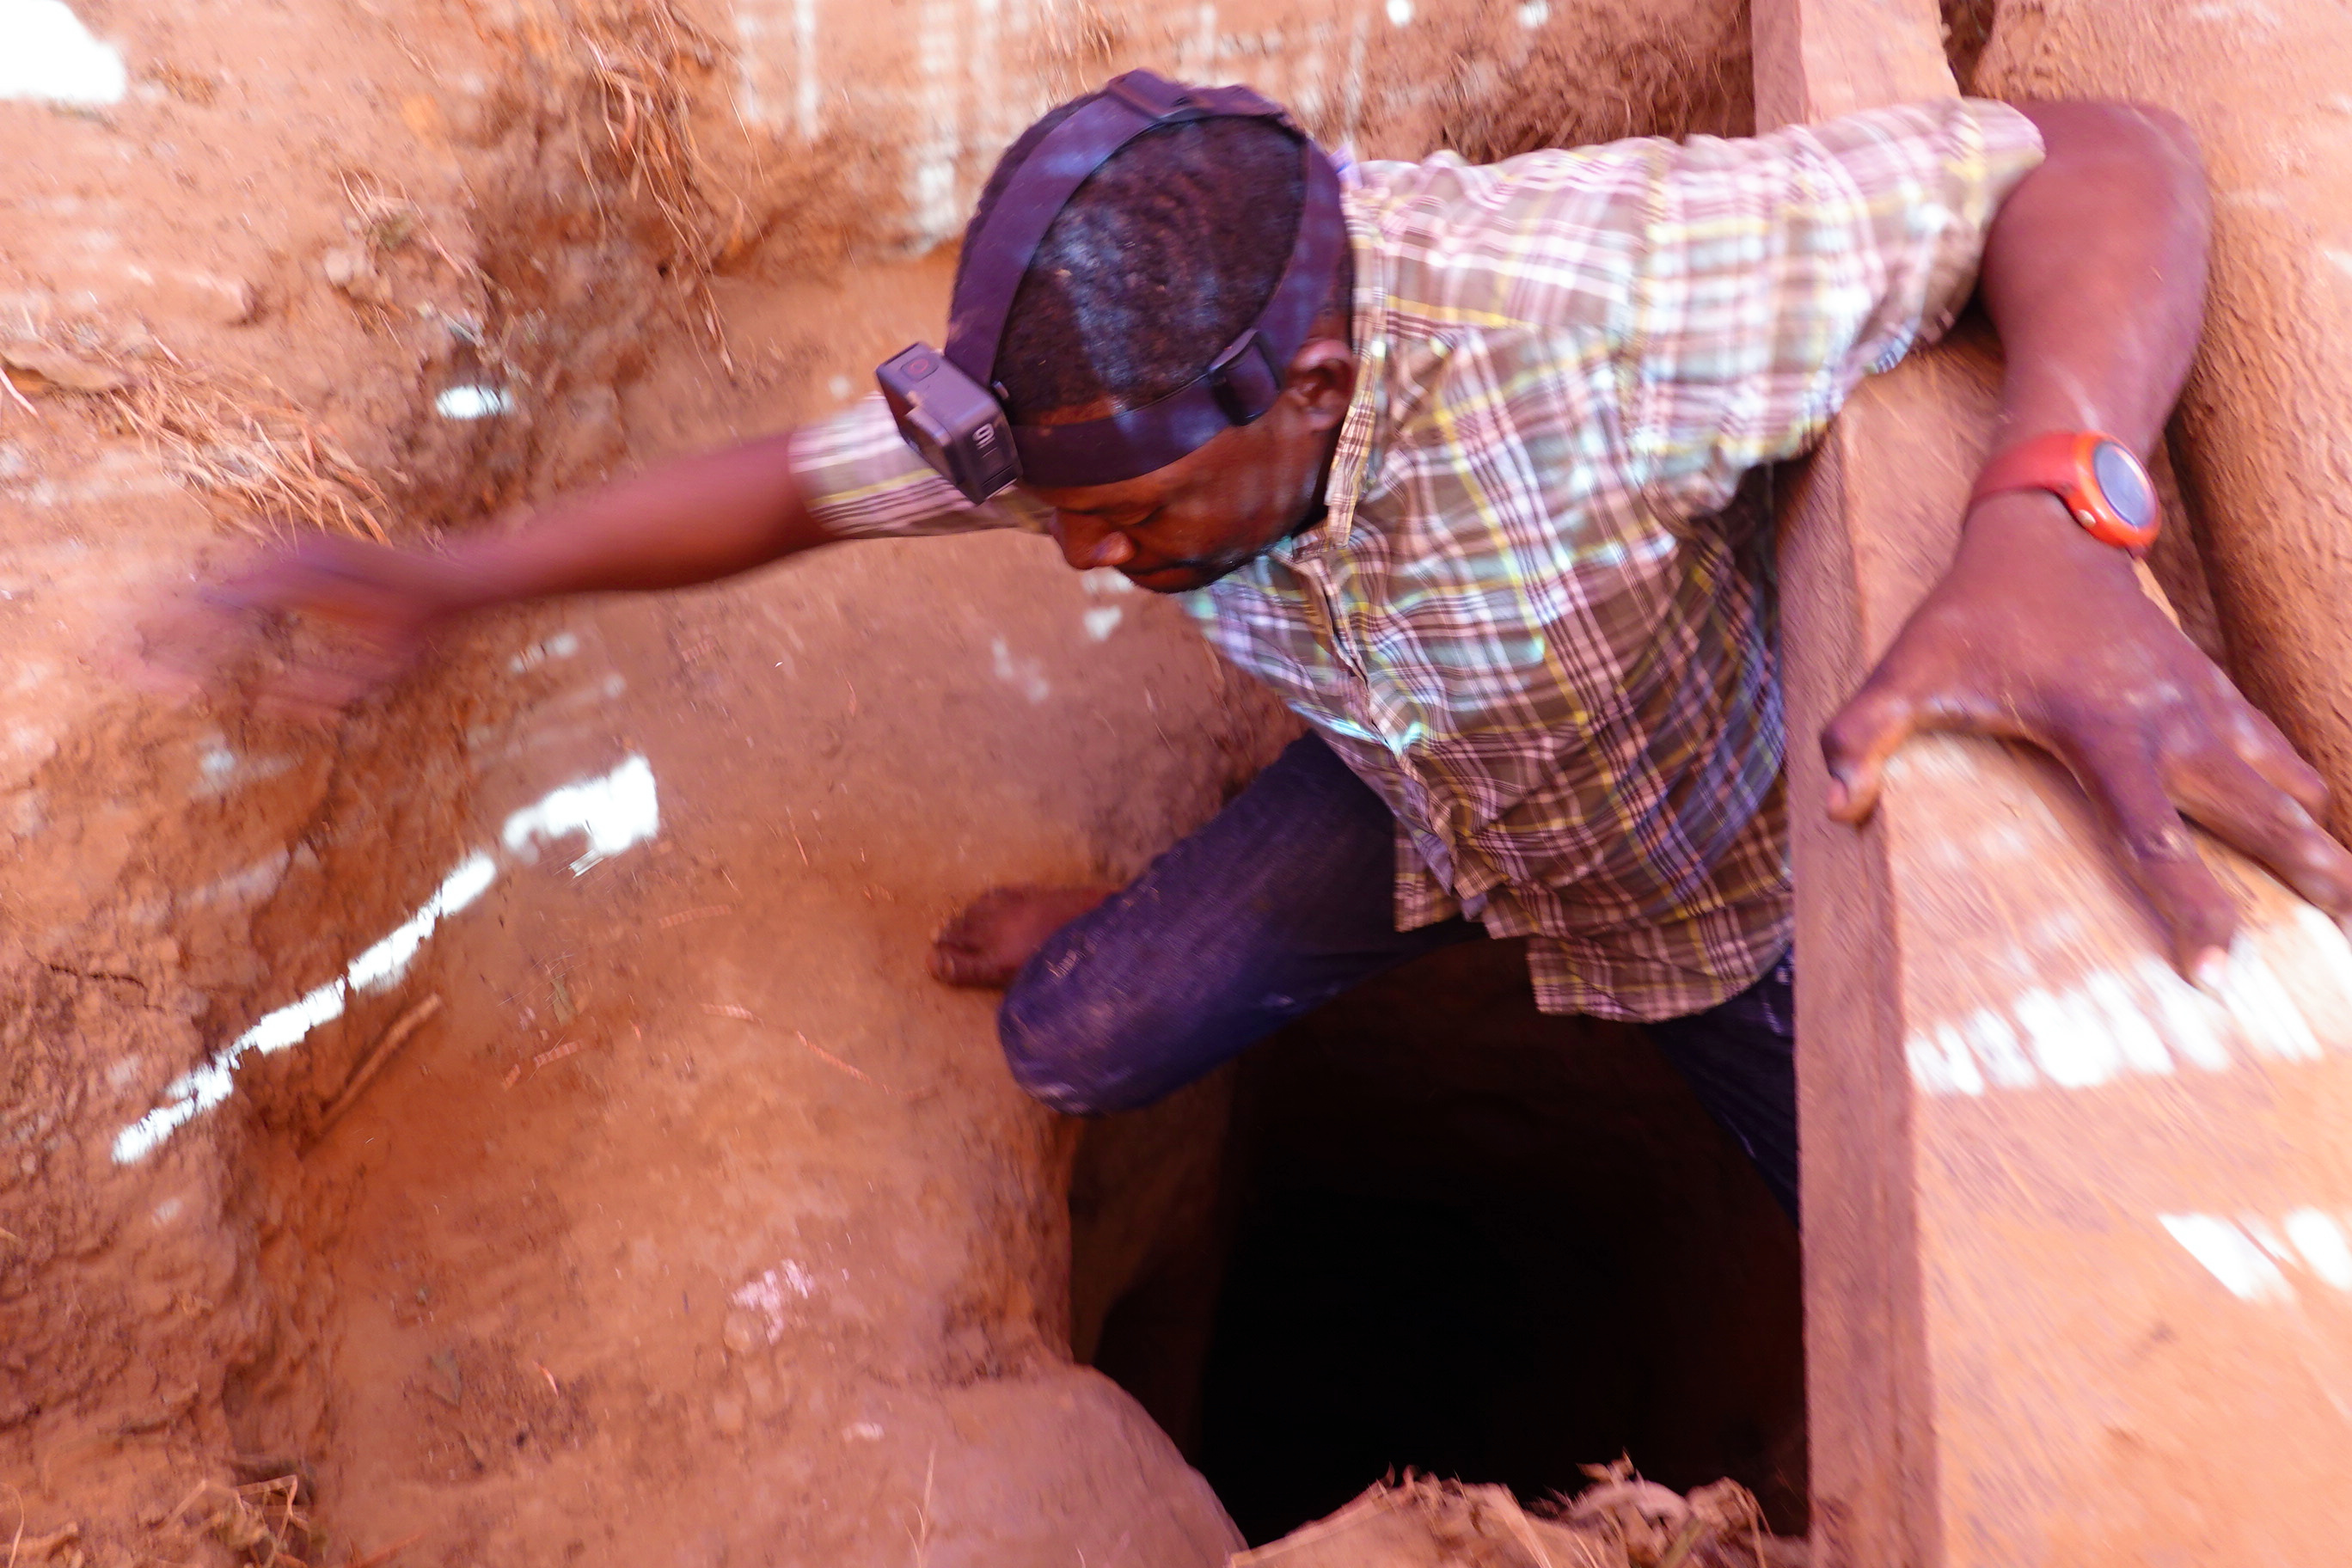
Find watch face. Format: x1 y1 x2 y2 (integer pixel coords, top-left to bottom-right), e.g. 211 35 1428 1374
2092 440 2157 530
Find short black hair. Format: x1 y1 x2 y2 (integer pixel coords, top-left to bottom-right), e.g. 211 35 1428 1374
958 95 1307 420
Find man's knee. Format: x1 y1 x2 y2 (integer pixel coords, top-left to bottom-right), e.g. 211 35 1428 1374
995 980 1141 1117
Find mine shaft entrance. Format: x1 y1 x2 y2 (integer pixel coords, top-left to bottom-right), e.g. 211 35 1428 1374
1077 937 1808 1547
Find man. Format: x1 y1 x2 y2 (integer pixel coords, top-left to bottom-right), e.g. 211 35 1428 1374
161 77 2352 1220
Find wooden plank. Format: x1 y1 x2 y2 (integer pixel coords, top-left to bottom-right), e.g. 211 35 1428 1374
1755 8 2352 1564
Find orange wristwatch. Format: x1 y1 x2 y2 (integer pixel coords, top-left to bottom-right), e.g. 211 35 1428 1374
1967 431 2160 554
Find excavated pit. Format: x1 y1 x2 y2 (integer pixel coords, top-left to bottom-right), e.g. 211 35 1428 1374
1074 939 1806 1548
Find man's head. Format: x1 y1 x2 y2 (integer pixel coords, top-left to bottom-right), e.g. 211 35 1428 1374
958 95 1356 592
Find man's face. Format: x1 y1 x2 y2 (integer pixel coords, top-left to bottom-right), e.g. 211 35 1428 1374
1022 337 1357 594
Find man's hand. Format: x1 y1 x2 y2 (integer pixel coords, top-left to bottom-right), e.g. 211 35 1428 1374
140 535 465 721
1822 490 2352 978
1814 99 2352 976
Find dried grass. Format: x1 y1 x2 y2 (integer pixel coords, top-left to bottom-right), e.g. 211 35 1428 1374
6 322 392 541
563 0 732 358
338 171 483 291
1541 1461 1797 1568
573 0 720 260
1234 1467 1805 1568
108 366 392 543
168 1475 319 1567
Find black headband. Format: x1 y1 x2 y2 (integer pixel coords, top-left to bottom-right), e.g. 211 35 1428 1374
876 71 1346 500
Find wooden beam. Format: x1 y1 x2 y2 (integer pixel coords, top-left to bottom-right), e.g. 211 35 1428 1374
1756 5 2352 1563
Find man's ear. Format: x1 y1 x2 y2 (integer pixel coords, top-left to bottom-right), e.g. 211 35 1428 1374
1283 338 1357 427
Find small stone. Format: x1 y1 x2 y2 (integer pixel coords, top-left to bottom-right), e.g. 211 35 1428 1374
711 1394 745 1436
744 1368 781 1412
720 1313 760 1357
322 248 390 305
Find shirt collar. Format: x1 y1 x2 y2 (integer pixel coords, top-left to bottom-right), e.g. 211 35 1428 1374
1272 185 1388 567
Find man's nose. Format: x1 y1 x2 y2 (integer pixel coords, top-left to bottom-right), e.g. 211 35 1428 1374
1050 513 1134 572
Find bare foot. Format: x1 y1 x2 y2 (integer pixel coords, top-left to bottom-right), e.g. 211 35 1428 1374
929 884 1118 988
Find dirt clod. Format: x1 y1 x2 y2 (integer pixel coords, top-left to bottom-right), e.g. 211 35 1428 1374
0 344 132 396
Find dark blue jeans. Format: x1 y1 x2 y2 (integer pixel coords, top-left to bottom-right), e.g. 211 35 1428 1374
1000 735 1799 1219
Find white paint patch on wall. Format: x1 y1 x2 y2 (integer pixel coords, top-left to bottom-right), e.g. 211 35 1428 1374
1180 2 1219 77
0 0 126 106
1291 17 1330 126
1341 5 1370 140
2163 1209 2352 1303
113 756 661 1165
724 0 1382 252
793 0 819 140
736 0 822 138
732 8 770 125
910 0 964 248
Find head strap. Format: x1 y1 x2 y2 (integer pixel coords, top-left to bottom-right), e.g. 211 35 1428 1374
944 71 1347 490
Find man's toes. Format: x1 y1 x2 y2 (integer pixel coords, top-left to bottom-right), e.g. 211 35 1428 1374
934 887 1018 945
928 939 1009 988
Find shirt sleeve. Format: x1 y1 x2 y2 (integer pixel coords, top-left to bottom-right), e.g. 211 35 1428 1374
787 392 1050 540
1621 97 2046 511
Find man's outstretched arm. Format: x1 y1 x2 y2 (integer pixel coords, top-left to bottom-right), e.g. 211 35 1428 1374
436 432 830 606
1822 100 2352 975
147 432 837 716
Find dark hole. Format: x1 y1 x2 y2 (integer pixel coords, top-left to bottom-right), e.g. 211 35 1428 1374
1078 939 1807 1547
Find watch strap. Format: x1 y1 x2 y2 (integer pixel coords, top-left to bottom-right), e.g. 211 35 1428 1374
1969 431 2161 554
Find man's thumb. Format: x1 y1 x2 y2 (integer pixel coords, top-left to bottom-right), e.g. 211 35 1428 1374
1820 683 1918 824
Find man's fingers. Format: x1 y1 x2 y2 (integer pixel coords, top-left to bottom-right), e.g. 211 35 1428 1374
248 631 419 722
2217 697 2332 822
1820 678 1926 823
2170 746 2352 918
927 934 1008 988
2067 732 2239 973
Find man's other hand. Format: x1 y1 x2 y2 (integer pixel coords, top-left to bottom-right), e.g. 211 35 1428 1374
138 535 462 721
1820 489 2352 982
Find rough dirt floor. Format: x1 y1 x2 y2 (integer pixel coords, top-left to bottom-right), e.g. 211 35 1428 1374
3 1 1778 1564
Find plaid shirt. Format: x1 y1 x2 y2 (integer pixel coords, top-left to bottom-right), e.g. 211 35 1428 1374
791 99 2045 1020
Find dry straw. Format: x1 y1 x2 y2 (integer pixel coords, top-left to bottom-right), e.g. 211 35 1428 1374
109 363 393 543
4 328 391 542
575 0 720 259
168 1474 319 1567
566 0 733 359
